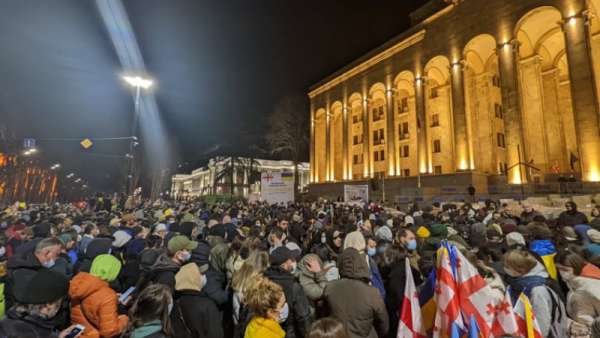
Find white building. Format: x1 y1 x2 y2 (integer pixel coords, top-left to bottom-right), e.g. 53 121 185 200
171 157 310 199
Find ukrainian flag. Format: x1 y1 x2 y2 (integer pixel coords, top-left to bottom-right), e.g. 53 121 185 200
530 239 557 279
419 268 436 333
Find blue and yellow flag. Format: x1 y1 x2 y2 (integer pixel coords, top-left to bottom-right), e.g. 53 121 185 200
419 268 436 332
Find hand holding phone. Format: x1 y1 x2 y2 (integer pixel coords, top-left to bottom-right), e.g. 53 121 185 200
119 286 136 304
60 324 85 338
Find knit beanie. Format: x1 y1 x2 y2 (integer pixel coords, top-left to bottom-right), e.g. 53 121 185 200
416 226 431 238
90 254 122 282
19 269 69 304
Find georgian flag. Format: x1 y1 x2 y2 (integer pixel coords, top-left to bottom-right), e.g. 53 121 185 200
514 293 543 338
433 245 464 338
397 258 426 338
490 290 519 337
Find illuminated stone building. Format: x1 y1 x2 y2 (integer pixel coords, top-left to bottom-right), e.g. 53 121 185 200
309 0 600 199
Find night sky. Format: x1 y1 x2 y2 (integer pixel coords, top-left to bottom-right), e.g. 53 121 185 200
0 0 427 192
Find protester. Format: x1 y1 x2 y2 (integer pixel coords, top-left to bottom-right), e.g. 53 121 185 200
69 254 128 338
123 283 173 338
149 235 197 291
171 263 223 338
324 247 389 338
243 275 286 338
307 317 349 338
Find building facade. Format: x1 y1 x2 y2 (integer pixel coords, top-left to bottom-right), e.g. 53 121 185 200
309 0 600 199
171 157 310 199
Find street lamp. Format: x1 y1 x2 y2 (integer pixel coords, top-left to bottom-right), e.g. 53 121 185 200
122 74 154 195
50 163 61 170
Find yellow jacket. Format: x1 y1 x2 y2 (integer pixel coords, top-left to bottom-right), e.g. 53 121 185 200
244 317 285 338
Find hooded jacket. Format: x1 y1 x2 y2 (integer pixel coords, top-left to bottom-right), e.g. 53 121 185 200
264 266 312 338
69 272 128 338
298 254 328 303
0 306 60 338
149 254 181 292
558 202 588 227
324 248 389 338
5 250 42 310
565 264 600 328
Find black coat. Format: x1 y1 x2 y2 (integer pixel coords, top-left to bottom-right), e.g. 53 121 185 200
0 307 63 338
382 261 422 338
264 266 312 338
5 250 42 310
171 290 223 338
149 255 180 292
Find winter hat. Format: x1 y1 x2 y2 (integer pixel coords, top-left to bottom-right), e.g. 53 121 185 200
90 254 122 282
343 231 366 252
175 263 202 292
386 219 394 228
404 216 415 226
112 230 132 248
292 213 302 223
207 224 226 238
269 246 296 266
57 233 73 246
369 214 376 221
19 269 69 304
587 229 600 244
506 232 526 247
85 238 112 258
285 242 302 260
416 226 430 238
375 225 393 242
179 222 196 238
207 219 219 228
167 235 198 255
562 226 579 242
153 223 168 234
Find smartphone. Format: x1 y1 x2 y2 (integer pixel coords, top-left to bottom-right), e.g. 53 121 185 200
119 286 136 304
64 324 85 338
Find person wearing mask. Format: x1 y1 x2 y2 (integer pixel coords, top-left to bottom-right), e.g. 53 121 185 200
264 246 312 338
69 254 129 338
558 201 589 228
5 237 63 310
307 317 350 338
0 268 78 338
395 229 420 273
503 249 568 338
149 235 197 292
555 251 600 337
243 276 286 338
324 247 389 338
206 224 230 274
122 284 173 338
364 235 385 298
171 263 223 338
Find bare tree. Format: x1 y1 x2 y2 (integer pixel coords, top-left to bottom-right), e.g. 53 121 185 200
265 94 309 200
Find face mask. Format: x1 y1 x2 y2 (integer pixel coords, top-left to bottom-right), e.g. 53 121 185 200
291 262 297 273
0 247 5 257
180 251 191 263
321 233 326 244
168 302 173 315
367 247 376 257
278 302 289 323
42 259 56 269
560 270 575 281
406 239 417 251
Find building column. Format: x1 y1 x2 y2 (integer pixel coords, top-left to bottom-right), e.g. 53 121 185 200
310 103 316 183
386 89 397 176
415 77 428 174
562 15 600 182
342 105 349 180
498 40 527 184
362 98 371 178
325 108 331 182
451 61 470 171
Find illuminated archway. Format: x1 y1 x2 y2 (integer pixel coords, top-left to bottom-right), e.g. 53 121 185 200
348 93 364 180
393 71 419 177
369 83 387 177
463 34 506 175
424 56 453 174
314 108 327 182
330 101 343 181
516 6 577 181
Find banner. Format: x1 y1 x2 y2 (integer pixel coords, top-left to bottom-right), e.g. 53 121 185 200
344 184 369 203
261 171 294 204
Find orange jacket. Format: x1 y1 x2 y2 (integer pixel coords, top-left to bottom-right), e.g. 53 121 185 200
69 272 128 338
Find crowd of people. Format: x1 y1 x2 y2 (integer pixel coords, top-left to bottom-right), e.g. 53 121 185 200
0 195 599 338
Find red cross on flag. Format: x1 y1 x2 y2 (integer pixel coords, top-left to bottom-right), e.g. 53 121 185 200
397 257 426 338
